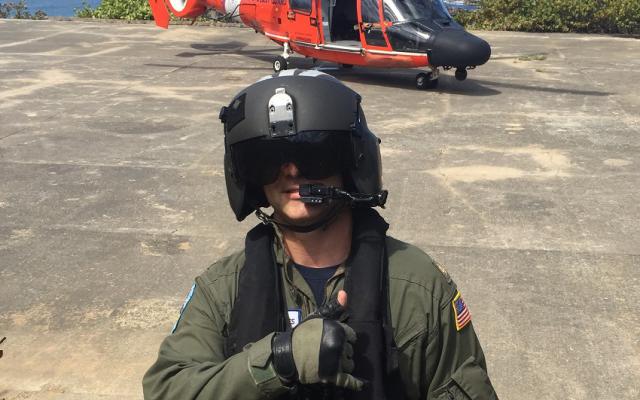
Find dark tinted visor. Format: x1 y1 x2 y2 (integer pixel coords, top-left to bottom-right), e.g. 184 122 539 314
232 132 351 186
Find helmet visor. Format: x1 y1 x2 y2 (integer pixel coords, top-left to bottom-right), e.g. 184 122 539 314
232 132 351 186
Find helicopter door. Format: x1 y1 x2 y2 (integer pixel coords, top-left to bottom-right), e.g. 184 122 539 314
330 0 359 43
358 0 388 47
320 0 335 43
288 0 321 44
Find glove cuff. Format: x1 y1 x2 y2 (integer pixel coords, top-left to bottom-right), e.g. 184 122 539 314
272 331 299 384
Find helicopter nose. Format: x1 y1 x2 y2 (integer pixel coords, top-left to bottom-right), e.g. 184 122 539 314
429 30 491 68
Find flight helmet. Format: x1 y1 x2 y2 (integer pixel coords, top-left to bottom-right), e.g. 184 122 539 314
219 70 385 222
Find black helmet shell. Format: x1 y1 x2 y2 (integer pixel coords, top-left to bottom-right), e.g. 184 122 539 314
220 70 384 221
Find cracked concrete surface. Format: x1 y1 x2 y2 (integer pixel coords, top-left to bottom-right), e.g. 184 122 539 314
0 19 639 400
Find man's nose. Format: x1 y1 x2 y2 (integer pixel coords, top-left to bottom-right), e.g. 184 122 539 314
280 162 300 178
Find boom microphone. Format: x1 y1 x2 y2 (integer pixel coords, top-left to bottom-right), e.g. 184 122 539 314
298 184 388 208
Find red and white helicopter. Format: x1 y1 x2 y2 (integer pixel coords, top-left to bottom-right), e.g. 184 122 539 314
148 0 490 89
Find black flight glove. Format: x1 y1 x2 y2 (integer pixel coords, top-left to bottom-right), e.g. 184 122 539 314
271 303 362 391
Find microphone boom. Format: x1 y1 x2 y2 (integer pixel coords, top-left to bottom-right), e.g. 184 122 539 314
299 184 387 208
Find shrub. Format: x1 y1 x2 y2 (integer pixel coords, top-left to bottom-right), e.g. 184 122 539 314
0 1 47 19
75 0 219 22
77 0 153 20
75 1 96 18
603 0 640 34
455 0 640 34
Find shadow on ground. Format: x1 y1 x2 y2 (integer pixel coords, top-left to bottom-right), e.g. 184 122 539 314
155 41 611 97
144 41 505 95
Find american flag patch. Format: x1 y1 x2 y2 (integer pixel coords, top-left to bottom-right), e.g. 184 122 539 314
452 291 471 331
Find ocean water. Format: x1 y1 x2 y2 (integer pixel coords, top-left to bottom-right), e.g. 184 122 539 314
22 0 102 17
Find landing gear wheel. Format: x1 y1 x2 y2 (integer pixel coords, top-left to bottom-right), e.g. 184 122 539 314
416 72 438 90
341 63 353 69
273 56 288 73
455 68 468 81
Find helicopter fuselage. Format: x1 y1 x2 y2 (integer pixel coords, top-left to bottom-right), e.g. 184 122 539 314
150 0 490 85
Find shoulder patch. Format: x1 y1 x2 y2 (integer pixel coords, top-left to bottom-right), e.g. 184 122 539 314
452 290 471 331
171 283 196 333
434 259 452 283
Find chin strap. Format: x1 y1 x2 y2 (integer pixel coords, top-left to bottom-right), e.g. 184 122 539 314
255 201 347 233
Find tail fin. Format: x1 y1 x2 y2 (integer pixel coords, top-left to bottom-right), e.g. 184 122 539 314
148 0 170 29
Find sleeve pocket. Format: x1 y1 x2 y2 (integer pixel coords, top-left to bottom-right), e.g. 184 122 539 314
450 356 498 400
435 356 498 400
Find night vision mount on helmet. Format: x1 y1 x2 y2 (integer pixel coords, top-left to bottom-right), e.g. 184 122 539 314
219 70 387 225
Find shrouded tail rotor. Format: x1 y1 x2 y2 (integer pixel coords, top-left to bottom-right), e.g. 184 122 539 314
147 0 228 28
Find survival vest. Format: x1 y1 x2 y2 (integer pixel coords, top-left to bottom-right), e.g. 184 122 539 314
224 208 405 400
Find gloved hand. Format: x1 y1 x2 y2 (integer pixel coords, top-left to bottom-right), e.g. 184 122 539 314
271 313 363 391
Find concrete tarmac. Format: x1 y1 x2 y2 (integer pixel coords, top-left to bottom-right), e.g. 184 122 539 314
0 19 638 399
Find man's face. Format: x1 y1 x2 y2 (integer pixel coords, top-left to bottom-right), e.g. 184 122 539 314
263 162 343 225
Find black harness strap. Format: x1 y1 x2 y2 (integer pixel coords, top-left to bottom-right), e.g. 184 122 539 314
344 208 401 400
224 223 288 358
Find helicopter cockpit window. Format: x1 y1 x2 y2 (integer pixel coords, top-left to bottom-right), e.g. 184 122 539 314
360 0 387 46
290 0 312 13
383 0 452 23
361 0 380 23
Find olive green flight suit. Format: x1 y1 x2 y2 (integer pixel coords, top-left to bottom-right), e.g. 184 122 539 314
143 236 498 400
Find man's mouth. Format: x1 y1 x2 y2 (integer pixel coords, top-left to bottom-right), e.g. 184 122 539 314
284 186 300 199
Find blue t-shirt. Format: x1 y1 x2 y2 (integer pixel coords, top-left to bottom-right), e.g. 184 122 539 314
293 263 339 305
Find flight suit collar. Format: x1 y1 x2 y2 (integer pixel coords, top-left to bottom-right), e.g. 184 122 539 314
270 222 346 315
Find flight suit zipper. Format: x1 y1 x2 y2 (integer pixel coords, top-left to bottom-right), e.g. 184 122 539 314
280 253 315 319
322 265 345 306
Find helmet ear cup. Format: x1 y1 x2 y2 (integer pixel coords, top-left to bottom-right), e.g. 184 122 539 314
348 105 383 197
349 127 383 196
225 152 249 221
225 152 269 221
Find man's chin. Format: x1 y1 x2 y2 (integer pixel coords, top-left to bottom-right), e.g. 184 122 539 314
278 205 330 226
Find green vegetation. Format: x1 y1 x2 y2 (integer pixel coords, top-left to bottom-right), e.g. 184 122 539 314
0 1 47 19
74 1 97 18
74 0 220 22
455 0 640 34
75 0 153 20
